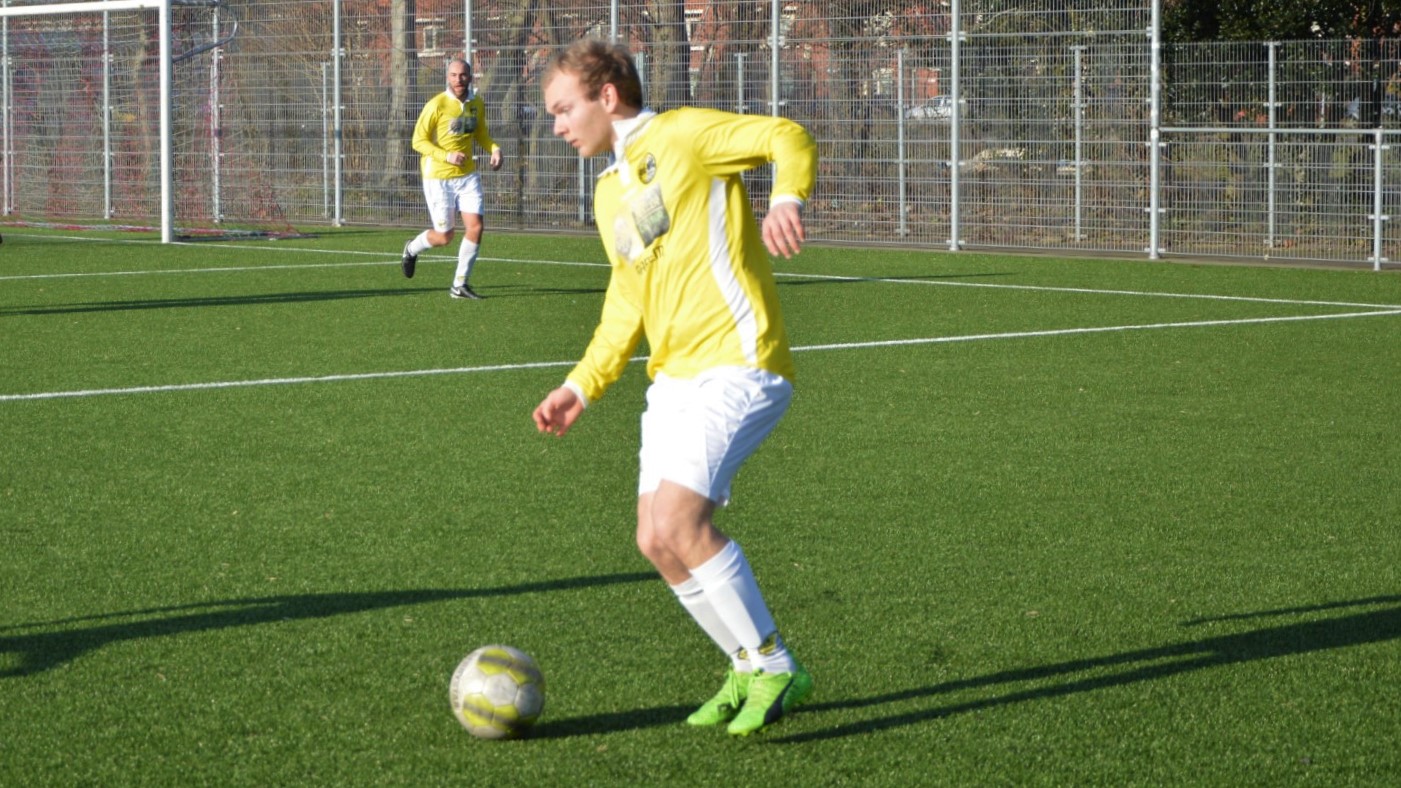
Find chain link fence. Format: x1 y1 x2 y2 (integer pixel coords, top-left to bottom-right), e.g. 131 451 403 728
2 0 1398 267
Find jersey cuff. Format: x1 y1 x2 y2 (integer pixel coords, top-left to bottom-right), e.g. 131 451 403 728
770 195 805 209
563 379 589 409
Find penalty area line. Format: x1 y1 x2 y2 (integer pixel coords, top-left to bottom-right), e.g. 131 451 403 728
0 360 577 403
3 308 1398 403
794 308 1401 353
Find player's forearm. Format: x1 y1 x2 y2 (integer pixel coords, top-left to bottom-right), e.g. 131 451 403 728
768 120 818 205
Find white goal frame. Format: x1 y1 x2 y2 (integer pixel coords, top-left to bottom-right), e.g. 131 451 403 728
1 0 176 241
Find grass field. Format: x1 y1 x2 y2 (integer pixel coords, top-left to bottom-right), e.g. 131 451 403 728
3 227 1400 785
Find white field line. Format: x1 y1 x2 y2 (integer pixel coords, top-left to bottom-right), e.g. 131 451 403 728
5 245 1401 402
776 272 1401 311
0 249 604 282
795 308 1401 352
0 360 575 402
5 245 1397 311
4 308 1399 403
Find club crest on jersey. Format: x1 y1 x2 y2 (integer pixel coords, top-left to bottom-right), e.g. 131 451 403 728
640 154 657 184
450 114 477 135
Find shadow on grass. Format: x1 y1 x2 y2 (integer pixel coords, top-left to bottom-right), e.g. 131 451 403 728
770 595 1401 743
531 705 694 739
465 283 608 298
0 287 438 317
0 572 654 678
2 284 612 316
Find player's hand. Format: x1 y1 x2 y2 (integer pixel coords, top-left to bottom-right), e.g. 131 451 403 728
763 201 805 259
533 386 584 437
490 150 503 171
446 151 466 166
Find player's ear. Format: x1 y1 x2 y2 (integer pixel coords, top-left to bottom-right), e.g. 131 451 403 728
600 82 619 112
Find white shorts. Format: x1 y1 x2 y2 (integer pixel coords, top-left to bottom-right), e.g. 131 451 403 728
423 173 484 232
638 366 793 506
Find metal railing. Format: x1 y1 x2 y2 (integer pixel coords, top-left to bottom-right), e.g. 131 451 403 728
1 1 1397 268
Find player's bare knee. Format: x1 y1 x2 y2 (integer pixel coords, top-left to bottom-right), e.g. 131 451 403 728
634 526 669 565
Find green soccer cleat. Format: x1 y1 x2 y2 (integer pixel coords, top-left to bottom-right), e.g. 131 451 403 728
726 662 813 736
686 668 752 727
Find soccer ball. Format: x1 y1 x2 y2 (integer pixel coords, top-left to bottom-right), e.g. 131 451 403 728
448 645 546 740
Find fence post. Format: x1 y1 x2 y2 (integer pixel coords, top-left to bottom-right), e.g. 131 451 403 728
736 53 746 113
321 62 330 218
577 159 587 223
897 48 908 238
2 2 9 217
1071 44 1085 241
210 12 222 224
1371 129 1388 271
103 10 113 219
1147 0 1162 259
1266 42 1278 250
332 0 343 227
770 0 779 116
948 0 961 251
159 0 172 242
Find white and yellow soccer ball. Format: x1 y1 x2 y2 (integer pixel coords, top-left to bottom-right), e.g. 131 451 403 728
448 645 546 740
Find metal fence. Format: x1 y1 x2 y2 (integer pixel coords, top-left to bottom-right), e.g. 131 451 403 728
1 0 1398 268
1160 39 1401 266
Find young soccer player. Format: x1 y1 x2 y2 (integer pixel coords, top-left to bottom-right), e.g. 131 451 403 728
532 39 817 736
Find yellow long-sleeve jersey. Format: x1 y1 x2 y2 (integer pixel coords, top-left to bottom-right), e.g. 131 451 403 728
412 90 500 180
565 108 818 405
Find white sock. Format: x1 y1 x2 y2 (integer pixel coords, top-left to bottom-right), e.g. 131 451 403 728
670 577 751 671
689 541 795 674
453 240 479 286
407 231 431 256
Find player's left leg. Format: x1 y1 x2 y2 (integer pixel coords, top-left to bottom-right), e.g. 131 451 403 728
637 491 751 726
638 368 810 734
449 175 486 299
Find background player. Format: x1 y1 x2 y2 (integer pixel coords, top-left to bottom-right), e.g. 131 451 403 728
400 58 502 299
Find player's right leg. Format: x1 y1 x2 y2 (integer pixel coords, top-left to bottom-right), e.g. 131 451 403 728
673 368 810 734
403 178 456 282
638 370 807 733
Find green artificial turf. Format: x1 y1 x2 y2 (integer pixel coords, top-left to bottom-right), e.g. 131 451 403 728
2 227 1399 785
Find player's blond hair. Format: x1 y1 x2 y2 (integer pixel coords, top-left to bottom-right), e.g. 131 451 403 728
543 39 642 109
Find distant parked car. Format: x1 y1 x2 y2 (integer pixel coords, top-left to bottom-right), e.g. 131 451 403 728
1344 95 1401 122
904 95 956 121
1056 159 1090 175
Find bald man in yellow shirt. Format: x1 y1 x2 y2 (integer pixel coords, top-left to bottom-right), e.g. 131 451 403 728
400 58 502 299
534 40 817 736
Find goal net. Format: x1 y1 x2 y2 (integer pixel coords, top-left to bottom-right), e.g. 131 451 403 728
1 0 294 240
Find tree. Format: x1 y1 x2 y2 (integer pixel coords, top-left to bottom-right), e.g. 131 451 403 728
644 0 691 109
1163 0 1401 42
381 0 417 195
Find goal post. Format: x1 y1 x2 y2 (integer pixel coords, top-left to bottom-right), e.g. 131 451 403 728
1 0 262 242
